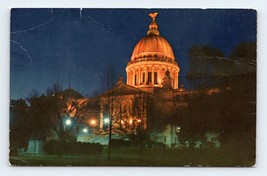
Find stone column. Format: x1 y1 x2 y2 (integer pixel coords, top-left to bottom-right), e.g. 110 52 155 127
169 68 175 88
127 71 129 85
173 72 176 88
138 66 141 85
145 67 148 84
133 69 135 85
174 71 177 88
130 71 133 86
172 72 175 88
152 66 154 84
140 69 143 84
159 67 163 85
128 71 131 86
176 71 179 88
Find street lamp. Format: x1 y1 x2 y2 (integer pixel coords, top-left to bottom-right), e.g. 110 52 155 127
176 126 181 133
129 119 133 125
104 118 109 124
81 127 90 142
82 128 88 133
63 118 72 133
61 117 72 144
175 126 181 148
65 118 72 126
90 119 97 126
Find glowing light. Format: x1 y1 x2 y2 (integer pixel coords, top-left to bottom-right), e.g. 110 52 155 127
129 119 133 125
104 118 109 124
65 119 71 126
121 120 124 124
90 119 97 126
137 119 141 123
82 128 88 133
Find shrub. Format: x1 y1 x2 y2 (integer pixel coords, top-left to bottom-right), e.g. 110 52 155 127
44 140 103 156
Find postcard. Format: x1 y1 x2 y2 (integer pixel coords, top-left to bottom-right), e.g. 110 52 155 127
10 8 256 166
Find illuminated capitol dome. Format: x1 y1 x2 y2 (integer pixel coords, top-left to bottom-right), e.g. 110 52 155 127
126 12 180 92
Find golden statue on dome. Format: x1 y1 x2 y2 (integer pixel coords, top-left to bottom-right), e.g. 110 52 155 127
149 12 158 21
147 12 160 35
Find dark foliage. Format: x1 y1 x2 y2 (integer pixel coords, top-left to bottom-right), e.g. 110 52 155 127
231 42 256 61
44 140 103 155
10 99 29 154
170 72 256 162
188 45 224 58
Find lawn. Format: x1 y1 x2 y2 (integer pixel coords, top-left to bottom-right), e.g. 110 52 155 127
9 147 255 167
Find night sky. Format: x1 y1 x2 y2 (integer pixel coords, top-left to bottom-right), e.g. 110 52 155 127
10 9 256 100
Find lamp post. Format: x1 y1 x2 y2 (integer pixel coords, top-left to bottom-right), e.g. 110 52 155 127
62 117 72 143
90 119 97 126
65 118 72 126
82 128 88 133
104 118 109 124
82 127 89 142
58 116 72 158
176 126 181 148
64 118 72 132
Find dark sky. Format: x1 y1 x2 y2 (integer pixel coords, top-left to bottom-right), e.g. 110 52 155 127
10 9 256 99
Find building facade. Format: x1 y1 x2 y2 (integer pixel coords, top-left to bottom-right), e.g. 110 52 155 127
75 12 221 148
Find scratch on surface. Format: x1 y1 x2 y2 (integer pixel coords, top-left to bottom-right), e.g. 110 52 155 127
195 56 256 66
80 8 83 21
11 16 55 34
11 40 32 66
87 15 121 32
10 156 30 163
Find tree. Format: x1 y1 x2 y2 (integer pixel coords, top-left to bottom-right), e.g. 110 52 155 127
219 72 256 161
99 86 134 159
129 94 152 156
100 60 120 93
188 45 224 58
27 94 66 141
46 82 63 96
27 89 40 100
230 42 256 73
26 85 98 157
97 60 123 159
98 76 158 159
10 99 29 155
231 42 256 61
187 45 226 89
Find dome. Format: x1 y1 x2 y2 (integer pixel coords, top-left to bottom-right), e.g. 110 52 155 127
130 12 175 61
131 34 175 60
126 12 180 91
